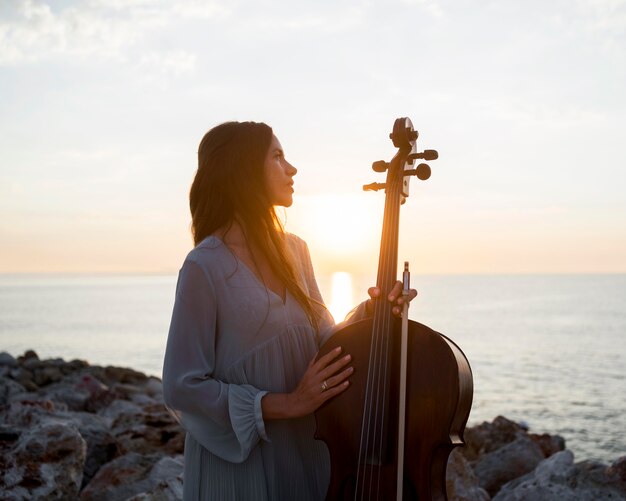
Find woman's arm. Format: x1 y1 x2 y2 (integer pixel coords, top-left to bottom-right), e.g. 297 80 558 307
162 257 268 463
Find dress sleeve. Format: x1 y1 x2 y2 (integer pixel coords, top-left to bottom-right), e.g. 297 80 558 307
162 258 268 463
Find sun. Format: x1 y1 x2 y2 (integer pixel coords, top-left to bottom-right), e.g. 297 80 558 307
288 193 384 271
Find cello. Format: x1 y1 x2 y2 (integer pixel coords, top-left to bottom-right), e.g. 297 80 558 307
315 117 474 500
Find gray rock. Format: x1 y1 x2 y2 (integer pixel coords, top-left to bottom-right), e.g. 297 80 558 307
79 452 164 501
126 455 184 501
494 450 626 500
109 402 184 456
446 448 490 501
43 379 91 411
98 398 144 420
0 421 87 500
8 368 38 392
474 435 545 496
0 351 17 367
143 378 164 400
33 366 64 387
65 411 120 487
0 376 27 406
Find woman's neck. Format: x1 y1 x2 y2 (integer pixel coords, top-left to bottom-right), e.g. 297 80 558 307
217 219 250 250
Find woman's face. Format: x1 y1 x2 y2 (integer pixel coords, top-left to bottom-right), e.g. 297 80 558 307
264 134 297 207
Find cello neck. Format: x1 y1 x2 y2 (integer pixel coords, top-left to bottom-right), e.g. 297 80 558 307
373 152 404 325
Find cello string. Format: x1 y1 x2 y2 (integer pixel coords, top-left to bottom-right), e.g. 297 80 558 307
363 175 394 500
373 163 402 499
363 217 386 500
377 175 400 499
357 208 388 499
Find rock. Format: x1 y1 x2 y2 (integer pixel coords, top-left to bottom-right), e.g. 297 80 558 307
101 366 149 386
80 452 164 501
17 350 39 364
474 435 545 496
494 450 626 500
126 455 184 501
65 411 120 487
43 378 91 411
446 448 490 501
98 398 144 420
4 350 618 501
0 376 27 406
8 367 38 392
77 374 117 412
60 359 90 375
462 416 529 461
144 378 164 399
109 402 184 456
111 382 157 405
33 366 64 387
0 421 87 500
529 431 566 457
608 456 626 483
0 351 17 367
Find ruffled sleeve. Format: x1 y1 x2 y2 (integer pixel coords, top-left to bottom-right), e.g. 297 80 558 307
162 257 268 463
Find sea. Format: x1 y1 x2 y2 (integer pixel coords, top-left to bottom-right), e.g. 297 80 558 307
0 273 624 464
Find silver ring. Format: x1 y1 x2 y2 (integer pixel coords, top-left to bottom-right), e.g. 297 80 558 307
321 380 329 392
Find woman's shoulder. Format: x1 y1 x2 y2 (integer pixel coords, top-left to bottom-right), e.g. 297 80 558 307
285 232 309 254
182 236 233 271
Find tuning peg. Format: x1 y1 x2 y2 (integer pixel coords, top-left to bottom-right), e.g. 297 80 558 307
363 182 386 192
408 150 438 163
415 163 431 180
404 163 431 180
372 160 389 173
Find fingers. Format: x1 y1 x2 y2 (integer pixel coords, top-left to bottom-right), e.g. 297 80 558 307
314 346 343 371
320 379 350 401
387 281 403 303
324 365 353 389
319 353 352 381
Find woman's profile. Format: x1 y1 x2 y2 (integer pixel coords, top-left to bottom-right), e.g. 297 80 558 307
162 121 415 500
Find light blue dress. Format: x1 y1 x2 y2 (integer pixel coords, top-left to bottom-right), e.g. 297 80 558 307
162 234 368 500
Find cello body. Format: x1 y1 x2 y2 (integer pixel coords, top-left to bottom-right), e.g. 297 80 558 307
315 318 473 500
314 117 473 500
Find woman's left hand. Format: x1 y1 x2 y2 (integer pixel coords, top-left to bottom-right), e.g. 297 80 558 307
366 281 417 317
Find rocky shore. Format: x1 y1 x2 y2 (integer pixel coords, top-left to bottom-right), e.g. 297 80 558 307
1 350 624 500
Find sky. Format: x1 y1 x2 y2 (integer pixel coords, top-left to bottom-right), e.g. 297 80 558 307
1 0 625 276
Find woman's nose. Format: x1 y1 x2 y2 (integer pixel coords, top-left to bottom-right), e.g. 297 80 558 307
286 162 297 176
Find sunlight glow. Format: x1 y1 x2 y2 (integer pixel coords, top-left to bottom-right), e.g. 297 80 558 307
290 194 381 262
328 271 354 322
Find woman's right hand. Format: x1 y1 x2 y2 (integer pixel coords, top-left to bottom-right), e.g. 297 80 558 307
261 347 353 420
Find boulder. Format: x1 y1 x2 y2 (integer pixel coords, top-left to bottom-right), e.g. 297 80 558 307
0 376 27 406
494 450 626 500
126 455 184 501
446 448 490 500
0 351 17 367
109 402 185 456
0 420 87 500
80 452 165 501
474 435 545 495
65 411 121 487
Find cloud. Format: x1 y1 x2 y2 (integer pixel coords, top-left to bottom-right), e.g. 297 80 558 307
398 0 444 18
138 50 197 77
0 0 226 68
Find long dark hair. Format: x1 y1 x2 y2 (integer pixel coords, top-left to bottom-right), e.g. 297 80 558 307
189 121 319 329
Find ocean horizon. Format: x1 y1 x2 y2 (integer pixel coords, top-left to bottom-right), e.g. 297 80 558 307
1 272 624 464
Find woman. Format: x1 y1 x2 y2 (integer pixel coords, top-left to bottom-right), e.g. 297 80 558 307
162 121 416 500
